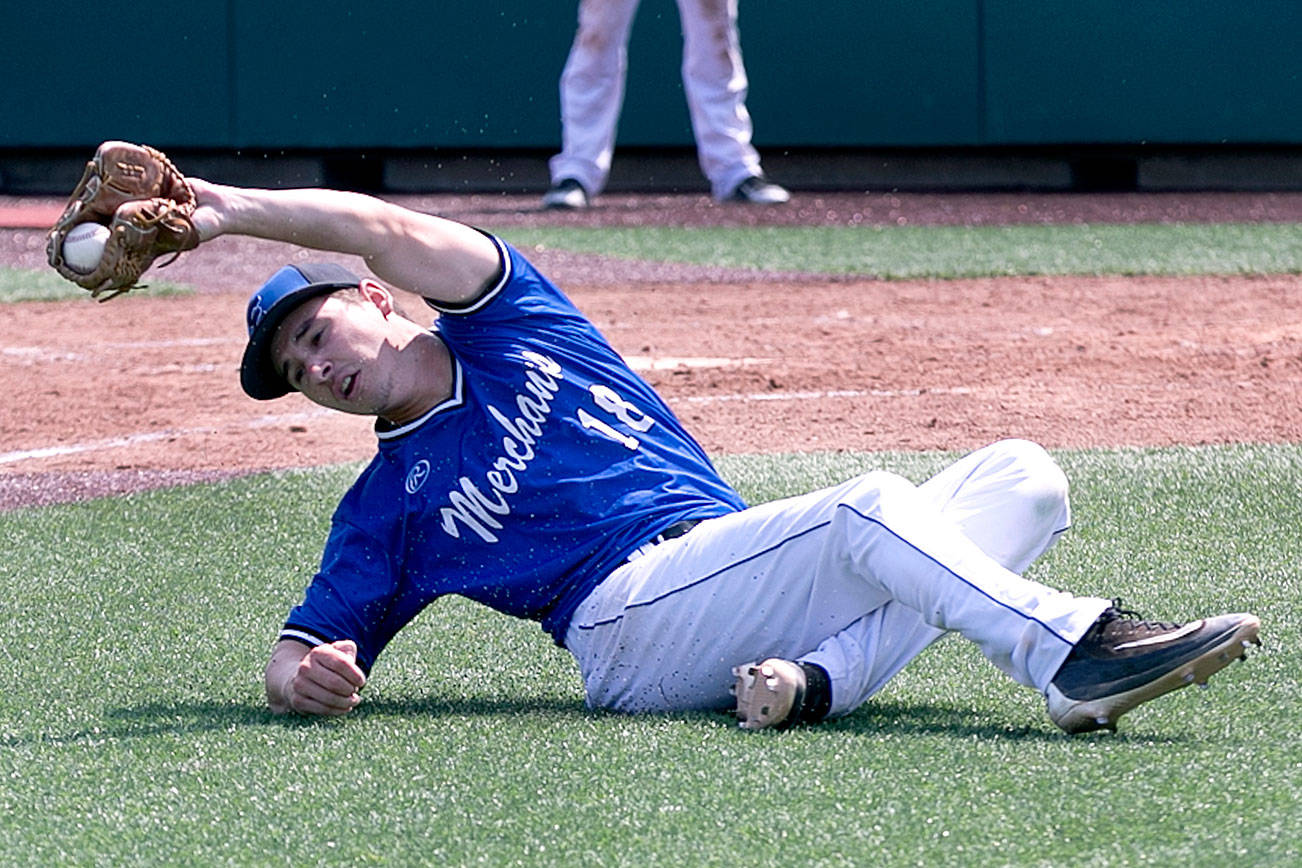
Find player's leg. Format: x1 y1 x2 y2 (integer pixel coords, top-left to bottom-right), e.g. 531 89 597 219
547 0 642 199
732 443 1260 732
566 462 1107 715
783 440 1077 718
916 438 1071 575
674 0 768 199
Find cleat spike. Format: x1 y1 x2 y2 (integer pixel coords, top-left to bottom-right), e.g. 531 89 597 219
731 658 806 731
1183 672 1195 683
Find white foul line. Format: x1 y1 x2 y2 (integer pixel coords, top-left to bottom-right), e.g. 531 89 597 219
624 355 771 371
0 387 975 468
0 409 335 466
2 342 972 466
2 337 238 364
679 386 972 405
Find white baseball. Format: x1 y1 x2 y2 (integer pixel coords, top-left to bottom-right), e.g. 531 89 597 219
62 223 111 274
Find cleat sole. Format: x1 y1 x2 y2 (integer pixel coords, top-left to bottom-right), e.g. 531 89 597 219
731 659 805 731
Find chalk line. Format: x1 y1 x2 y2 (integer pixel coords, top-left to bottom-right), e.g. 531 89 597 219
0 409 334 466
1 388 975 467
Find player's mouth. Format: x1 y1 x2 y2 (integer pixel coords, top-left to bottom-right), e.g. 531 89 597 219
341 372 357 400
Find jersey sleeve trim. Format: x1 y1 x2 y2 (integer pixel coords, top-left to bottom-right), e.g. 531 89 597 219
424 234 512 316
279 626 328 648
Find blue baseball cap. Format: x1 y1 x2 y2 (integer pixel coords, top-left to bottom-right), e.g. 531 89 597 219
240 262 361 400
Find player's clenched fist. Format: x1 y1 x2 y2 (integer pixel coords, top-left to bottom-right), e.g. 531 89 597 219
266 639 366 716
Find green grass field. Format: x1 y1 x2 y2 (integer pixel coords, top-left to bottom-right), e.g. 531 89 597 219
0 266 193 302
2 221 1300 865
500 222 1302 279
1 446 1298 866
6 222 1300 302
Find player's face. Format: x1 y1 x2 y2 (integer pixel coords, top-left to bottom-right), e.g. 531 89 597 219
270 286 407 417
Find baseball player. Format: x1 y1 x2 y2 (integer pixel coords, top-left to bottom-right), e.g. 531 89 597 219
543 0 789 208
47 143 1261 734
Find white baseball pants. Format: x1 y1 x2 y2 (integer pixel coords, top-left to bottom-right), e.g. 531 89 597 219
565 439 1111 716
549 0 764 199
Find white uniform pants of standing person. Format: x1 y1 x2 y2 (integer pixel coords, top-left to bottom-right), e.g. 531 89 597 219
549 0 765 200
566 439 1113 716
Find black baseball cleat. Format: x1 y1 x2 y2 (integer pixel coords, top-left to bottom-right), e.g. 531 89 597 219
1046 601 1261 734
541 178 589 210
728 175 790 205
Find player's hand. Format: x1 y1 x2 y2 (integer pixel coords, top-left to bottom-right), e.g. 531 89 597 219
277 639 367 717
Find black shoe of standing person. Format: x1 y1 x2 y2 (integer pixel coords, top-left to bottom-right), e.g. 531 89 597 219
542 178 589 210
728 176 790 205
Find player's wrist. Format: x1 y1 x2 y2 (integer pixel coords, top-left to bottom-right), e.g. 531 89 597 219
185 178 230 242
265 667 298 715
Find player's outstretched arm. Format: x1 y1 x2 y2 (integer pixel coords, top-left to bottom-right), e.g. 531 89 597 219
265 638 367 716
187 178 502 307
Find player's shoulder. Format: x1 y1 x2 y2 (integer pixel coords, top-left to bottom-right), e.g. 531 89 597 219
431 236 584 325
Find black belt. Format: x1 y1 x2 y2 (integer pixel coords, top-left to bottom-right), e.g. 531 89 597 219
624 519 700 564
649 519 699 544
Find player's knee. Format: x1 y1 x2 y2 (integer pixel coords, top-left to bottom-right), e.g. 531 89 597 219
993 439 1070 524
841 470 916 515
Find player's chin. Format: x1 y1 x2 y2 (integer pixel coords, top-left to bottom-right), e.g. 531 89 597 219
301 387 363 416
333 399 378 418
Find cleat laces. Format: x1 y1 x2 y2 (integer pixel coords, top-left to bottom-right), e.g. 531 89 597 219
1084 599 1183 646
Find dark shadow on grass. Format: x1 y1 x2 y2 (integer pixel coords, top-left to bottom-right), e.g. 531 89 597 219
820 698 1185 743
821 700 1059 740
3 700 281 747
7 695 1183 747
3 697 577 747
353 694 591 721
355 693 1185 744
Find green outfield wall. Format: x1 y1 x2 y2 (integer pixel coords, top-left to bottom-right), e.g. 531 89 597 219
3 1 1299 150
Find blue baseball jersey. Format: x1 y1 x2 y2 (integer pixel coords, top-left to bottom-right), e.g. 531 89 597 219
281 236 746 671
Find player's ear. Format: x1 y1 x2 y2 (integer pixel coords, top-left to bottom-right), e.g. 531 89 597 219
357 278 394 315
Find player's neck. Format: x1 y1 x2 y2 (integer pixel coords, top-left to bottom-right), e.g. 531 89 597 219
378 331 454 427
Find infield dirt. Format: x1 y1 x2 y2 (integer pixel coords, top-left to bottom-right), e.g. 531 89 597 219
2 190 1300 510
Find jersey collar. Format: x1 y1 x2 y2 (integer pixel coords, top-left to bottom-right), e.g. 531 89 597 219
375 353 465 441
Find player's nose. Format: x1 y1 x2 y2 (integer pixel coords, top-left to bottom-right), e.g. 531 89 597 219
307 357 332 384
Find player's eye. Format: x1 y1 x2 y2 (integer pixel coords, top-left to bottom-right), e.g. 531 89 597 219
311 328 323 347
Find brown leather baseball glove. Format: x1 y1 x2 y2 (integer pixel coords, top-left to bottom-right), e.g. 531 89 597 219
45 141 200 301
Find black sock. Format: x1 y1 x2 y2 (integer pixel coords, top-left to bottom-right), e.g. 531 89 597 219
794 662 832 724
